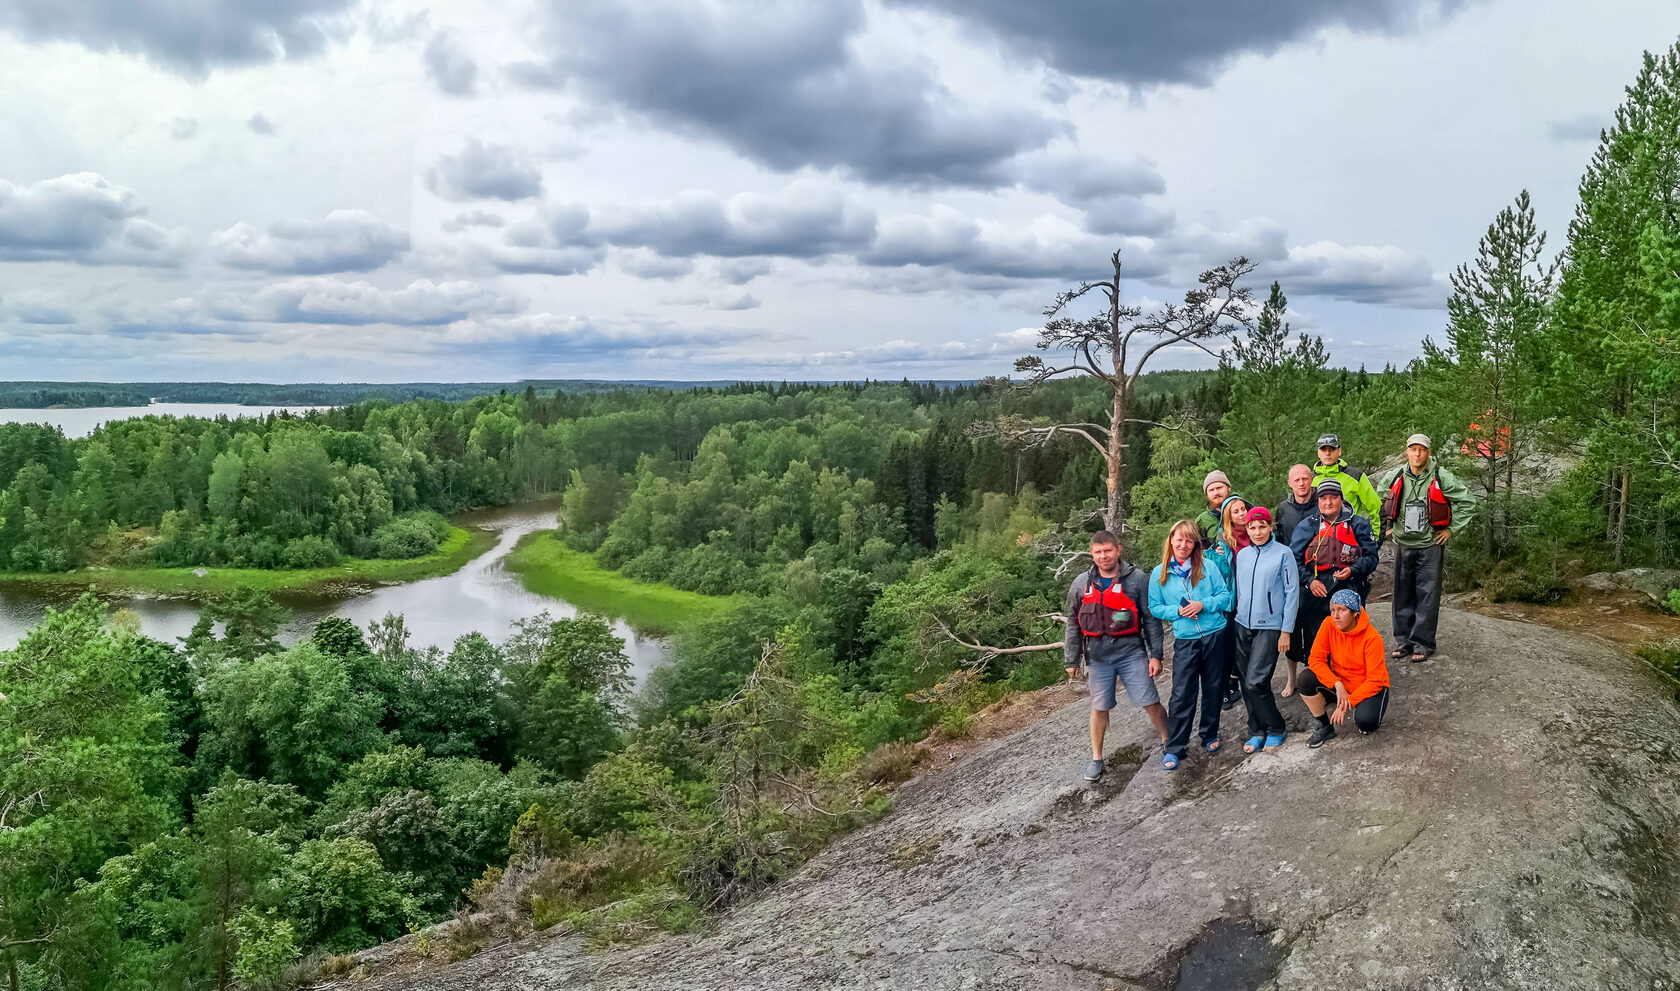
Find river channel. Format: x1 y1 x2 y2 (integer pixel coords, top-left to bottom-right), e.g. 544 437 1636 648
0 502 673 682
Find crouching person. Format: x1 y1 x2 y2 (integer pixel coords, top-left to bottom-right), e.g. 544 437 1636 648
1066 530 1169 783
1300 589 1391 748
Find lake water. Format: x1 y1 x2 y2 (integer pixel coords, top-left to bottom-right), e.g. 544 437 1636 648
0 402 329 438
0 502 673 681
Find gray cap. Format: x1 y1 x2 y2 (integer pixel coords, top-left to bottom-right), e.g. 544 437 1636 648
1407 433 1432 449
1316 478 1344 497
1316 433 1340 449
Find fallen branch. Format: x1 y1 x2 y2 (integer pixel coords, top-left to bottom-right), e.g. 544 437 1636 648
930 615 1065 665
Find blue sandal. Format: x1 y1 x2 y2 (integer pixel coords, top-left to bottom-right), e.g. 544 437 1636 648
1243 735 1265 754
1204 738 1221 754
1162 752 1180 770
1264 733 1287 749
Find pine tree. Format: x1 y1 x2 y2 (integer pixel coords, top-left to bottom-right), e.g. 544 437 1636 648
1218 281 1331 488
1423 190 1556 558
1545 42 1680 564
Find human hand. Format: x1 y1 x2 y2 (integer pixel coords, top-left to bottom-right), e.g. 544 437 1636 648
1148 657 1162 678
1178 601 1203 618
1435 529 1451 545
1332 684 1349 725
1310 580 1328 598
1334 566 1353 580
1065 666 1079 682
1278 633 1291 653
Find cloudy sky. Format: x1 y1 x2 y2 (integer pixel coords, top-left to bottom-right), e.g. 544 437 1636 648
0 0 1675 382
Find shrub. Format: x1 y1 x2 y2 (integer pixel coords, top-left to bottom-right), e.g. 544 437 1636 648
371 516 444 559
229 908 302 991
856 741 919 787
282 534 343 569
1665 589 1680 616
521 834 670 931
1483 563 1570 605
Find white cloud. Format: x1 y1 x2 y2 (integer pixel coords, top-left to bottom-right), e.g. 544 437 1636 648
0 172 188 266
210 210 409 274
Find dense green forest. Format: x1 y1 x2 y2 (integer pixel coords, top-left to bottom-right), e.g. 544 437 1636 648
5 35 1680 991
0 381 745 409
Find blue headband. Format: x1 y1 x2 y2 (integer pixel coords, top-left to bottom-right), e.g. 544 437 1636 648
1330 588 1362 611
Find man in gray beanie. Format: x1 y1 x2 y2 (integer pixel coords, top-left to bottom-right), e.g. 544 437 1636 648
1195 469 1231 549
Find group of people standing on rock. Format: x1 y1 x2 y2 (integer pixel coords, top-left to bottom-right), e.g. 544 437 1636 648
1065 432 1477 780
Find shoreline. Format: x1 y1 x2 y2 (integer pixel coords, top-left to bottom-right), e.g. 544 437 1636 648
0 524 499 600
504 530 735 634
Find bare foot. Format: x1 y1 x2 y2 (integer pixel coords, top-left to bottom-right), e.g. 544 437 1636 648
1280 677 1296 698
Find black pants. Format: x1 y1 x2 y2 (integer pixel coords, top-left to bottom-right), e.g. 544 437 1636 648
1393 543 1445 653
1298 669 1390 733
1219 620 1240 696
1234 625 1286 736
1165 634 1224 756
1299 572 1367 657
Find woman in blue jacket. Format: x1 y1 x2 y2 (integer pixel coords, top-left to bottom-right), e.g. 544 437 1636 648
1148 519 1233 769
1231 507 1299 753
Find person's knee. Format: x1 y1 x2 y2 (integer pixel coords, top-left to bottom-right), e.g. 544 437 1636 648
1355 707 1382 733
1296 669 1323 696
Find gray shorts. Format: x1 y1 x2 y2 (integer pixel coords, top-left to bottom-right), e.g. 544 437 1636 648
1088 653 1160 711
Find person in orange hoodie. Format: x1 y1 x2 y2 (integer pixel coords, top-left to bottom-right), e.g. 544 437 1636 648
1300 588 1391 748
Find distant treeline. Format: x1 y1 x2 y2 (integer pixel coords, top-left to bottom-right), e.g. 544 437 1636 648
0 379 986 408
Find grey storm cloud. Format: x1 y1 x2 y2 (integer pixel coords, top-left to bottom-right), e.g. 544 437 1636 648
0 0 357 76
247 113 277 135
514 0 1064 186
896 0 1480 86
200 277 520 326
426 139 544 202
424 30 478 96
209 210 409 274
0 172 187 266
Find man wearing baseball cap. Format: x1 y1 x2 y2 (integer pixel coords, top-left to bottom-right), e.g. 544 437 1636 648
1311 433 1382 533
1377 434 1477 662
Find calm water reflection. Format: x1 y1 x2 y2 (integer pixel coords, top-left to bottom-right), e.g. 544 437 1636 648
0 403 331 438
0 503 672 682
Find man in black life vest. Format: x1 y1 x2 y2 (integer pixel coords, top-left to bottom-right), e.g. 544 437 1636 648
1064 530 1167 783
1288 478 1379 662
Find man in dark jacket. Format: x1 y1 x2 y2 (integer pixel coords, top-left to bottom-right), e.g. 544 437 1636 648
1274 463 1318 692
1289 479 1379 661
1065 530 1167 782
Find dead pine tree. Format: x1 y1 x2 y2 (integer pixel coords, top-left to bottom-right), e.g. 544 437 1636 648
993 249 1257 535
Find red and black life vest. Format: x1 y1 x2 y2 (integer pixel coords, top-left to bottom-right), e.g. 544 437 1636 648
1381 471 1452 530
1304 516 1361 572
1076 571 1141 638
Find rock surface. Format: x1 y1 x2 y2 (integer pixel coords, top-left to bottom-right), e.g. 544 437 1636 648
1579 568 1680 606
351 606 1680 990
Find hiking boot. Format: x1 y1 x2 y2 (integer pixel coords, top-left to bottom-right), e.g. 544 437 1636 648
1221 683 1241 710
1307 722 1337 748
1083 758 1105 782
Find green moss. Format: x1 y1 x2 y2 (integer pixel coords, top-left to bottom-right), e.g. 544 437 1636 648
0 525 495 597
503 531 734 634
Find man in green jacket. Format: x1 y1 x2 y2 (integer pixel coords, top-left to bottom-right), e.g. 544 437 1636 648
1378 434 1477 662
1312 433 1382 534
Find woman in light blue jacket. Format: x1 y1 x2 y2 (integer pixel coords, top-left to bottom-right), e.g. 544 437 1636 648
1148 519 1233 769
1231 506 1299 754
